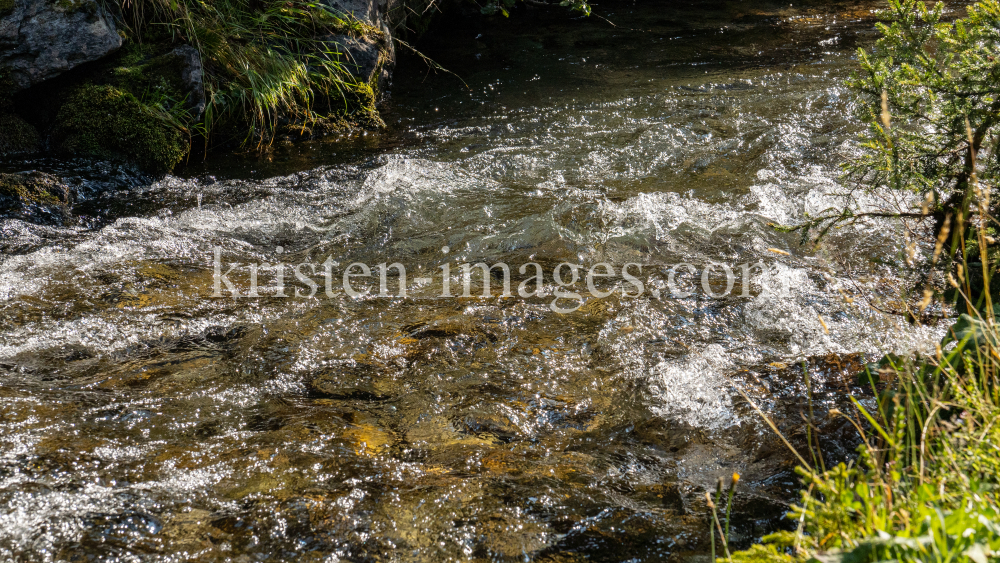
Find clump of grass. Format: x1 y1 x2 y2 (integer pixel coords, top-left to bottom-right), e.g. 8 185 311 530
114 0 382 147
727 314 1000 563
731 335 1000 563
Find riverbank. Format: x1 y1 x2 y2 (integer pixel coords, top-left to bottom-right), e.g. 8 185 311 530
0 0 395 174
727 0 1000 560
725 317 1000 563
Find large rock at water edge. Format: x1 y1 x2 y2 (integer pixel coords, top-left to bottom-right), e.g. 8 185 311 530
321 0 395 85
0 0 122 93
326 34 386 84
323 0 385 26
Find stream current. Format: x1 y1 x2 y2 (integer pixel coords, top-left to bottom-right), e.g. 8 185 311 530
0 1 956 561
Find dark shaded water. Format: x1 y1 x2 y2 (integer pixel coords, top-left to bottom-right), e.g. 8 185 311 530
0 1 955 561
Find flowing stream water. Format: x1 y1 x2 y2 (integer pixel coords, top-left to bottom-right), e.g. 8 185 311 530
0 1 958 561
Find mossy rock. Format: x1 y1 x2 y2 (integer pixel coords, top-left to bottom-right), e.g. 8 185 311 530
35 43 201 172
343 81 385 128
0 113 40 155
0 0 14 16
0 171 73 225
53 83 188 173
284 80 385 138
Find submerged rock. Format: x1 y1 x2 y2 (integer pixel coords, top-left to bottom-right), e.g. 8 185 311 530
0 0 122 93
0 170 73 224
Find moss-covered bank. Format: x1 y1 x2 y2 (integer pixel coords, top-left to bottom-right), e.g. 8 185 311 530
1 0 394 173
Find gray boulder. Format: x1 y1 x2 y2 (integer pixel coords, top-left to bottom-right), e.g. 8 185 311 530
327 35 384 84
323 0 383 25
0 0 122 93
321 0 395 85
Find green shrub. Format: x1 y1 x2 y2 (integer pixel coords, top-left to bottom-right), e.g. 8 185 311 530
788 0 1000 284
